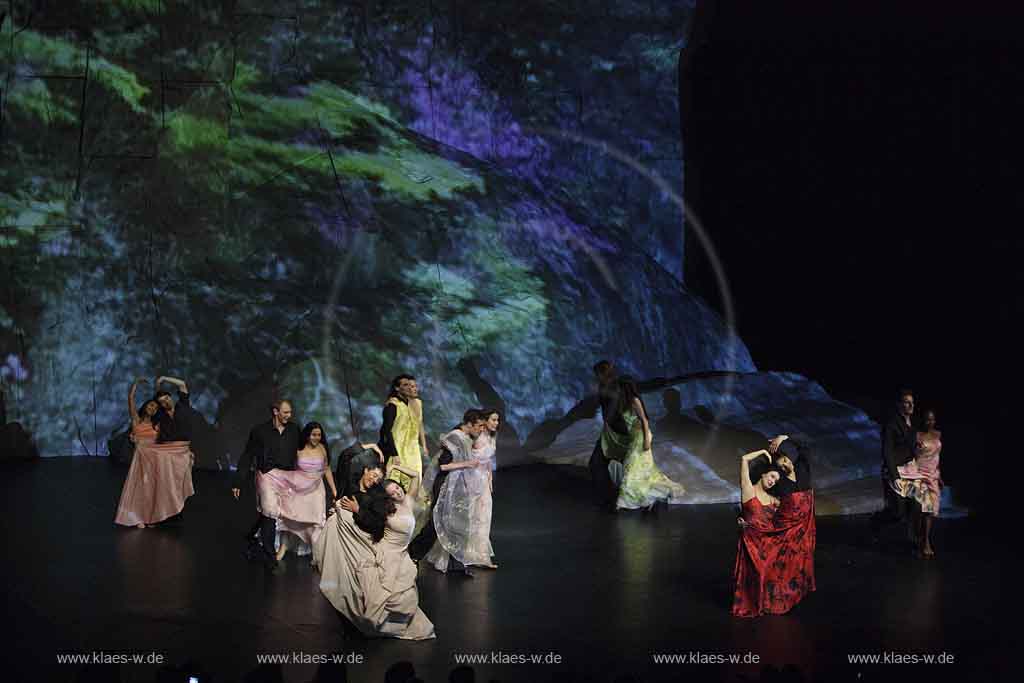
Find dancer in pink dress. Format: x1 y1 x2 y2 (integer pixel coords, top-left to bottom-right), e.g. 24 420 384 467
894 409 943 558
275 422 339 561
114 377 195 528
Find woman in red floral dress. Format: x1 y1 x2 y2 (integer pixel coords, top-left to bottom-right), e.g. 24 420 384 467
732 449 784 617
766 434 817 613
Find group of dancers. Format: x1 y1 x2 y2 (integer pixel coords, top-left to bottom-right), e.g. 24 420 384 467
587 360 688 511
113 376 197 528
730 389 944 618
582 360 816 618
113 373 502 640
111 365 942 634
732 435 816 618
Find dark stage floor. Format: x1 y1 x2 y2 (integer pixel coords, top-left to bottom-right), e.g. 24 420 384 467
0 458 1009 683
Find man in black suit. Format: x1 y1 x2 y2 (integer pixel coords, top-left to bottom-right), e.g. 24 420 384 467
154 376 196 443
589 360 626 510
232 400 302 573
871 389 920 545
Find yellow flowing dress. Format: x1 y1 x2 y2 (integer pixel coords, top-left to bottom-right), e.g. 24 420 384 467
385 398 429 522
603 409 686 510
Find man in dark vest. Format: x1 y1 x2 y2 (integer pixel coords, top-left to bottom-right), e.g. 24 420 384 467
589 360 625 510
870 389 920 547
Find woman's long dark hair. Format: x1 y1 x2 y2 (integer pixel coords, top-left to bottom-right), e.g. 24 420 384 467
301 421 331 460
916 409 938 431
749 459 785 489
137 397 160 424
355 484 397 543
613 376 647 421
479 408 501 435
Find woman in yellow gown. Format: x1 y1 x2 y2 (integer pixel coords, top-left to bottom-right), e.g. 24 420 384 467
601 376 686 510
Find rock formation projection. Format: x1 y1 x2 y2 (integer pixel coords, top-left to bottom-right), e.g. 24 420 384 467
528 372 892 515
1 3 898 505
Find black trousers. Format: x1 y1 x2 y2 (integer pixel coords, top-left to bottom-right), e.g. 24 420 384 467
408 518 436 561
871 480 919 531
588 440 618 507
408 520 467 571
245 515 276 561
245 512 277 561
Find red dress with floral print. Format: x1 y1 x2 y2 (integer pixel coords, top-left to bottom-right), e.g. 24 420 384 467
769 490 816 611
732 497 779 617
732 492 816 617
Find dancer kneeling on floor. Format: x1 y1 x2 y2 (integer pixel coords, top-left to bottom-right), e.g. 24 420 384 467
313 463 435 640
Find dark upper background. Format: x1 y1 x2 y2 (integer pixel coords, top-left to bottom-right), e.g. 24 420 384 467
681 0 1022 513
681 0 1020 434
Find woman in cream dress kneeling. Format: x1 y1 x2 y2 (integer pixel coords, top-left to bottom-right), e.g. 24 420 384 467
313 463 434 640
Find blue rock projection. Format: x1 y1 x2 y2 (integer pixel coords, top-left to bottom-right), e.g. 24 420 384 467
0 2 890 511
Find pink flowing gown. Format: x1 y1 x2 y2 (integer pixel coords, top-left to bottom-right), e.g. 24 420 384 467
263 453 328 549
895 431 942 514
114 422 195 526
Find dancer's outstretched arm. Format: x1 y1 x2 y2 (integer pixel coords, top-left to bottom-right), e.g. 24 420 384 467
156 375 189 394
128 378 144 428
322 452 339 500
740 449 770 504
439 456 484 472
361 443 384 464
768 434 789 454
232 429 259 498
632 397 653 451
389 463 420 500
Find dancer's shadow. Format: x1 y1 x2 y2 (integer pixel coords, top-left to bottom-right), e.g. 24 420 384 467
654 387 772 485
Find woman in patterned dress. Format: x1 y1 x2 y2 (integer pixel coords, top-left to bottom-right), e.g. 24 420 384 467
603 376 686 510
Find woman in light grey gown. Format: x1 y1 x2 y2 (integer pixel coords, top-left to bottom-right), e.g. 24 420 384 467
424 410 499 572
312 463 435 640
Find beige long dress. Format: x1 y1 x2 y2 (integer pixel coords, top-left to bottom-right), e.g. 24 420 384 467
312 494 435 640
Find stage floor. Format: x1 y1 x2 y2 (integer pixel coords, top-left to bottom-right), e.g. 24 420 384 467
0 458 1009 683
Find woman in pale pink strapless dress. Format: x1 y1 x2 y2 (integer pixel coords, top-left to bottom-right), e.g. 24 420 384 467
274 422 339 560
895 409 943 557
114 378 195 528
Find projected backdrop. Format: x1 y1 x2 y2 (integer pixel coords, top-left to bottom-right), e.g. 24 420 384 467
3 0 757 467
0 1 895 517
